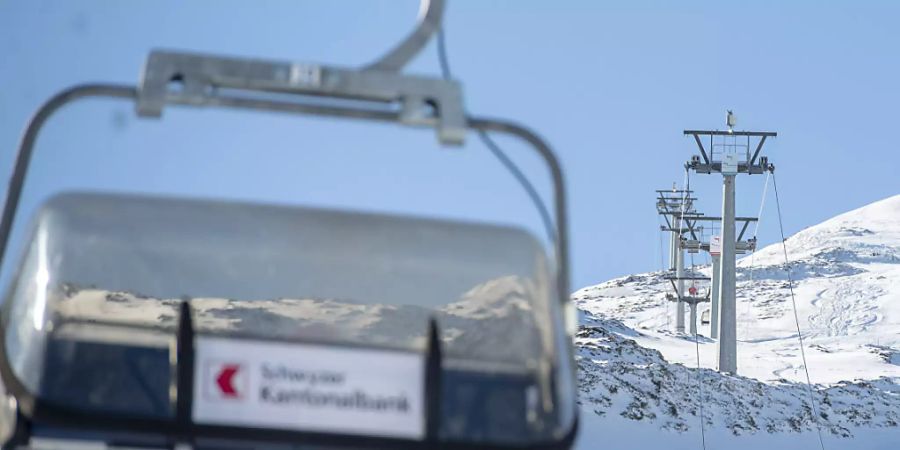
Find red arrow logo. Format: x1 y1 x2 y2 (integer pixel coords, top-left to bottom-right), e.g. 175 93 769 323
216 364 241 398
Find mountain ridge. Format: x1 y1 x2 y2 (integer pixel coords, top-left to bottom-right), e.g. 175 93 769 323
573 193 900 444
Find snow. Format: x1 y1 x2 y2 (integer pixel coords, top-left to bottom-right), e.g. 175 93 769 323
573 194 900 448
575 407 899 450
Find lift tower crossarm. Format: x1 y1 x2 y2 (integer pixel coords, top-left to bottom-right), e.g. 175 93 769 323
663 275 711 281
683 130 777 137
662 215 757 241
684 130 777 175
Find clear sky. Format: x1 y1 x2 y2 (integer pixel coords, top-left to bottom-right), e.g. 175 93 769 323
1 1 898 291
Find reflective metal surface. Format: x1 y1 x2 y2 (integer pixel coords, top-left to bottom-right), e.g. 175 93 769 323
1 192 572 446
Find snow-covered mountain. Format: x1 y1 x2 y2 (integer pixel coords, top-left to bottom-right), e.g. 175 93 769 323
573 194 900 448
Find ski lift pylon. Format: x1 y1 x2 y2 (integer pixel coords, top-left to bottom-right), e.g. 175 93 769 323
0 1 577 448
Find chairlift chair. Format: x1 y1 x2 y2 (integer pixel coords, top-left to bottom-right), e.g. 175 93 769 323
0 1 577 449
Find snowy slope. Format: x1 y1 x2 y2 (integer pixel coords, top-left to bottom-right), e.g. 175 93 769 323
573 194 900 447
575 313 898 445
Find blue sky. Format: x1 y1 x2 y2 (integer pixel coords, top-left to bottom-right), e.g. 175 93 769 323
1 1 898 291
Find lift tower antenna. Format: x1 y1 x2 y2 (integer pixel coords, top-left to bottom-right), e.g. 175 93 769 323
685 113 775 374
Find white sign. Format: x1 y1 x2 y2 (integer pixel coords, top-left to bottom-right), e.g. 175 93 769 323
721 153 739 175
289 63 322 87
193 337 425 439
710 235 722 256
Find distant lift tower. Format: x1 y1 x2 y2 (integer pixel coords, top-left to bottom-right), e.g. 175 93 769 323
664 274 709 336
685 111 775 374
662 213 758 337
656 187 696 271
656 188 697 333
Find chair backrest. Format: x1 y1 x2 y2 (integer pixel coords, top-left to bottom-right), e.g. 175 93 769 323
6 190 556 354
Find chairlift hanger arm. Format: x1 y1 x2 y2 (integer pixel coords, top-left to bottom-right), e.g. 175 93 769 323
138 50 466 145
364 0 445 73
137 1 454 142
